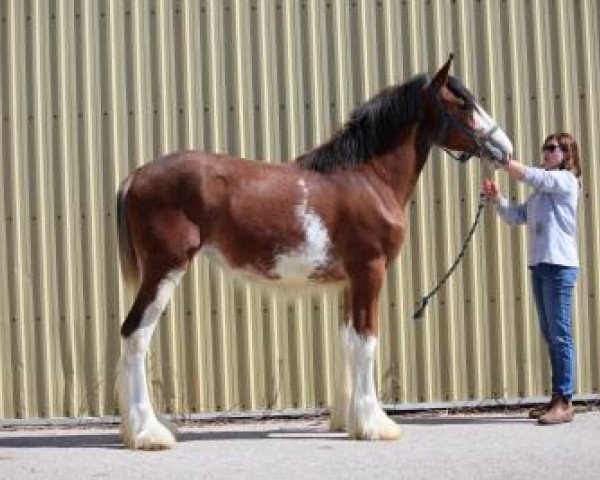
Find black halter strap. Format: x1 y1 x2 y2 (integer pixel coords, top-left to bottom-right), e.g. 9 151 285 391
431 93 500 163
413 192 488 319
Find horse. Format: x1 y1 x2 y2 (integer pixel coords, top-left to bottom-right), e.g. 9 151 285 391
115 54 512 450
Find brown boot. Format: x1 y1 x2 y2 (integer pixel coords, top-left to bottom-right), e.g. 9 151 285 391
538 397 574 425
528 394 559 419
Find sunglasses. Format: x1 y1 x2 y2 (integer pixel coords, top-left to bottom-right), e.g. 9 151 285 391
542 144 569 153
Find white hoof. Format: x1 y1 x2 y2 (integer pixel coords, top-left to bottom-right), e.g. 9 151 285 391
134 423 176 450
121 410 177 450
348 402 402 441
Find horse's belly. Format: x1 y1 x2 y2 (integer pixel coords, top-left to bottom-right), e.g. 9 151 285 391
201 244 346 288
272 252 345 284
202 178 347 287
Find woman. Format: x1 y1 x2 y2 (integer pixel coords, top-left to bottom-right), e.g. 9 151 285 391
482 132 582 425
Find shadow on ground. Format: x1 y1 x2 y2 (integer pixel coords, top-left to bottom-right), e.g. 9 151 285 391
0 414 539 449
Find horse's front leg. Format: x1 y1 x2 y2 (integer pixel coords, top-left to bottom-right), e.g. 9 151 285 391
346 258 401 440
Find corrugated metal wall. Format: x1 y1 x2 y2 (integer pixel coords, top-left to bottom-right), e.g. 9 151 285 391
1 0 599 420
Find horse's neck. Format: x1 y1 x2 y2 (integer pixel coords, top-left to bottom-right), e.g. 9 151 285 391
368 129 431 209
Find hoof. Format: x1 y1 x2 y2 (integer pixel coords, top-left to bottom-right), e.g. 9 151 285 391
121 417 177 450
134 428 176 450
348 409 402 441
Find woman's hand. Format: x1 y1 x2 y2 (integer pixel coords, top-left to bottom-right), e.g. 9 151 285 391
481 178 500 201
500 156 526 181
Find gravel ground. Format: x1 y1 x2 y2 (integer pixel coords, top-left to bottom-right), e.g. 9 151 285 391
1 409 599 480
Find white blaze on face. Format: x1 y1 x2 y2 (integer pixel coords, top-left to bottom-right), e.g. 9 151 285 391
472 103 513 162
272 178 331 281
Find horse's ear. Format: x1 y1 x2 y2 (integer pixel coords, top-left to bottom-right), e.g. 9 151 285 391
427 53 454 92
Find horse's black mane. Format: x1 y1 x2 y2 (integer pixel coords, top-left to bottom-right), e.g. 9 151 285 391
296 74 475 173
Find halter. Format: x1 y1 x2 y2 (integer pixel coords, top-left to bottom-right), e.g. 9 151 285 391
431 92 503 164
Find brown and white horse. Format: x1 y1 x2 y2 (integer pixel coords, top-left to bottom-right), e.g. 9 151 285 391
115 56 512 449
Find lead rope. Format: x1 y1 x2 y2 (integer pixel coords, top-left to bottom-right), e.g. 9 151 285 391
413 192 489 319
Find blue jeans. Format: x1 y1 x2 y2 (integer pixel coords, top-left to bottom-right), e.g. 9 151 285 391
530 263 579 399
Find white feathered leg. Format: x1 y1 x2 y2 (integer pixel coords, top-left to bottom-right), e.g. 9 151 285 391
347 327 401 440
116 270 183 450
329 324 352 432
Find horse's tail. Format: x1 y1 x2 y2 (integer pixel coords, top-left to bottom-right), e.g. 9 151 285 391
117 175 140 287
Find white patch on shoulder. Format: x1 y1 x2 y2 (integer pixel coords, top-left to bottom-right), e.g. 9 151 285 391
272 178 332 281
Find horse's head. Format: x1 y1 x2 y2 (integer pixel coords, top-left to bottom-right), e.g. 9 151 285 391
421 54 513 165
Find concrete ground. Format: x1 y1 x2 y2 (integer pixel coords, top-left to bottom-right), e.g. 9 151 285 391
1 409 599 480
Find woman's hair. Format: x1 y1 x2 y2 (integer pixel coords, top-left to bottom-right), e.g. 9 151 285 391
542 132 582 178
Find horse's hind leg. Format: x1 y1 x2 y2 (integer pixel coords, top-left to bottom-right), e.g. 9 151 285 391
116 264 185 450
329 287 352 432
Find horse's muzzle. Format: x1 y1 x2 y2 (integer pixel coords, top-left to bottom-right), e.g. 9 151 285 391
482 127 513 165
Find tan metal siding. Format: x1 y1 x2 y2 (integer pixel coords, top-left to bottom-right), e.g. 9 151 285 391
0 0 599 420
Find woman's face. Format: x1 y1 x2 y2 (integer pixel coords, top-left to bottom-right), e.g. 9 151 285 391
541 139 568 170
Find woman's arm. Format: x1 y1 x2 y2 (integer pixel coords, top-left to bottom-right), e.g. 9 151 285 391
495 196 528 225
481 178 528 225
501 158 576 194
